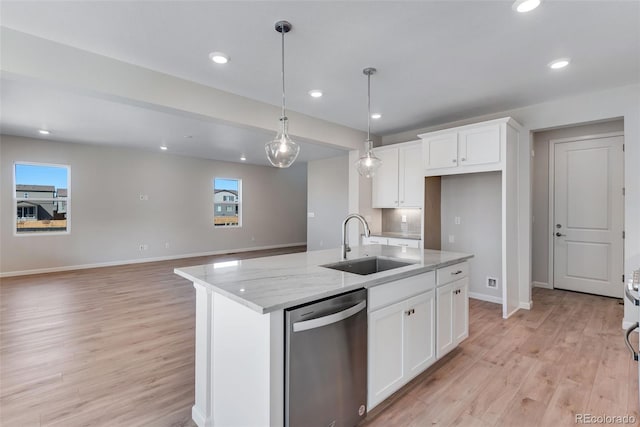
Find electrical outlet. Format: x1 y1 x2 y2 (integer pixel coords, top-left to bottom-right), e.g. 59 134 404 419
307 212 315 218
487 277 498 289
454 216 461 225
139 194 149 201
448 235 455 243
401 215 407 223
165 242 170 249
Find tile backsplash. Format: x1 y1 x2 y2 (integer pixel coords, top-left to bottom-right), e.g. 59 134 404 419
381 208 422 234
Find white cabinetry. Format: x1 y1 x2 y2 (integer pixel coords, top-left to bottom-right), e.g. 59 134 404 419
372 141 423 208
419 117 524 319
421 121 505 175
368 272 435 409
387 237 421 249
435 262 469 359
362 236 388 245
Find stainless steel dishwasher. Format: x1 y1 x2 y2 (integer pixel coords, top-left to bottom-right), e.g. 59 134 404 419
285 288 367 427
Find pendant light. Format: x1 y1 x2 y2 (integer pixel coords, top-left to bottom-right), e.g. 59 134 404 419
355 67 382 178
265 20 300 168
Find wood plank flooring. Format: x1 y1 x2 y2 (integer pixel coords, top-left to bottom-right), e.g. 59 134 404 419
2 252 637 427
364 289 638 427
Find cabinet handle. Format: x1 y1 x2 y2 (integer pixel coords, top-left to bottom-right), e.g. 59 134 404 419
405 308 415 316
460 157 466 162
451 270 463 275
452 159 457 163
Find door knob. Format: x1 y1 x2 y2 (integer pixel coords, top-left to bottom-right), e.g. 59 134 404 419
556 224 562 229
555 232 566 237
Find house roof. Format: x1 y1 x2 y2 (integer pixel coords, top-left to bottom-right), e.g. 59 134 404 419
57 189 68 197
16 184 55 192
214 189 238 196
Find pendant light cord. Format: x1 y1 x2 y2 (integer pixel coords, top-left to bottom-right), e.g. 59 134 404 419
281 24 286 120
367 72 371 142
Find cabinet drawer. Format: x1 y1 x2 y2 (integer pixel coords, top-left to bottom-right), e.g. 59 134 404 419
387 237 421 249
362 236 388 245
436 262 468 287
369 271 435 312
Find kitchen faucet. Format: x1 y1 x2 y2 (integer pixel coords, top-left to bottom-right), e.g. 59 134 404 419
341 213 371 260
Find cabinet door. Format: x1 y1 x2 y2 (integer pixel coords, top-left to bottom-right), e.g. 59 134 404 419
458 124 501 167
453 278 469 344
399 143 424 207
404 291 435 380
368 300 405 408
372 148 399 208
423 133 458 170
436 282 455 359
387 237 421 249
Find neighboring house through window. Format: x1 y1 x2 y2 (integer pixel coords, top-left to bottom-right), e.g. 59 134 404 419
213 178 241 227
14 162 70 234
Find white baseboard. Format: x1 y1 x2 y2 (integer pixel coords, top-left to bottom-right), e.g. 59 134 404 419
519 300 533 310
468 291 502 305
532 281 552 289
0 242 307 278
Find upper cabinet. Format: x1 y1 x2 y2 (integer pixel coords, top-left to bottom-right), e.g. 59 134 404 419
420 118 516 176
372 141 423 208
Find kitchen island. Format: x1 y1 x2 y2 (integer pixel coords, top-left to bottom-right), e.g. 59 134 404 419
175 245 472 427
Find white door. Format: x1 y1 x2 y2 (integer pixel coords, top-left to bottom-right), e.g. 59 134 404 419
367 300 404 408
436 282 455 358
553 134 624 298
423 133 458 170
399 143 424 207
458 124 501 167
403 291 435 380
372 148 399 208
453 278 469 343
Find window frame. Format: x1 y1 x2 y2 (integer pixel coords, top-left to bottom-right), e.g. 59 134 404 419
13 161 71 237
213 177 242 228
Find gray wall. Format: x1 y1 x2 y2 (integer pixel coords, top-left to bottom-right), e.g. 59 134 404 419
1 135 307 274
531 119 624 285
307 154 349 250
441 172 502 300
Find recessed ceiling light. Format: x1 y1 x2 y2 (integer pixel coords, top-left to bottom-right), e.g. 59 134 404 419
548 58 570 69
38 129 50 135
240 155 247 161
371 113 382 120
308 90 323 98
209 52 229 64
513 0 541 13
160 145 168 151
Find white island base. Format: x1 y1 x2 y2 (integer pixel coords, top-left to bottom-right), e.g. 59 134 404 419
192 283 284 427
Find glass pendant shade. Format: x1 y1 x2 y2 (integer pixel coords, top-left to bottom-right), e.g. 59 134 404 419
265 117 300 168
355 139 382 178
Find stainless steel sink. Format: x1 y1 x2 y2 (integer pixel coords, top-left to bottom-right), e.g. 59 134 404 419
322 256 415 275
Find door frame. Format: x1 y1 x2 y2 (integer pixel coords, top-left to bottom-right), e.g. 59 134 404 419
547 131 624 290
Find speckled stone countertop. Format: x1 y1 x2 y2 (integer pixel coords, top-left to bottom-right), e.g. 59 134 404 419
174 245 472 314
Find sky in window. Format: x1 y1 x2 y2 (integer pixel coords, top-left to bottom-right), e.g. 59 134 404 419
15 164 68 190
214 178 238 191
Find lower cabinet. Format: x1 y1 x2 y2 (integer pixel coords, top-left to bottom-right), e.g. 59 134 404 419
368 289 435 409
436 276 469 359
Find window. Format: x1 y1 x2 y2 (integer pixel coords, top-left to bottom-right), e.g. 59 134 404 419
213 178 241 227
14 162 70 234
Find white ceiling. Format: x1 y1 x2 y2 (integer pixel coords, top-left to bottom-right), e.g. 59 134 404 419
1 1 638 162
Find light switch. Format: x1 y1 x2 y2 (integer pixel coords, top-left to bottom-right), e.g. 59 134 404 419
448 235 455 243
454 216 461 225
307 212 315 218
401 215 407 223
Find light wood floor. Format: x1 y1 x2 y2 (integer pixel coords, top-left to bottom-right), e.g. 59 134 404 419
364 289 639 427
2 253 637 426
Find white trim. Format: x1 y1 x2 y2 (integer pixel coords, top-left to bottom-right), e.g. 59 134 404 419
468 291 502 305
519 301 533 310
0 242 307 278
546 131 624 295
532 281 552 289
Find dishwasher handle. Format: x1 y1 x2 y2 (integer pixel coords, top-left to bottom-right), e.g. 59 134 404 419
293 300 367 333
624 322 639 361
